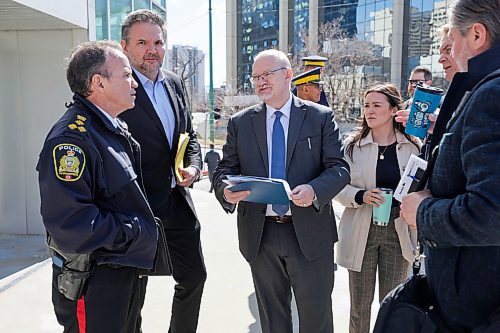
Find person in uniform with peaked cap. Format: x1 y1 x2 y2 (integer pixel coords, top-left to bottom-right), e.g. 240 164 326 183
292 67 324 104
302 55 329 69
292 55 330 107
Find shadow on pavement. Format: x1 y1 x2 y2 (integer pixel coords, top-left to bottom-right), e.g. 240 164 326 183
0 234 49 280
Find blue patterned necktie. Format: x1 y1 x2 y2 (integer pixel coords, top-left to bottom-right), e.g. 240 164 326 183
271 111 289 216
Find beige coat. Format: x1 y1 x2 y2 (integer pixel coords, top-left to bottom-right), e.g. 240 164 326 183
334 130 420 272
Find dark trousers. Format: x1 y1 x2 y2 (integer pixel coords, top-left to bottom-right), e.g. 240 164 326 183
52 264 138 333
129 187 207 333
208 170 214 192
250 221 335 333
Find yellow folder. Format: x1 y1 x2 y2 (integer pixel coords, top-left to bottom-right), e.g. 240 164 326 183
175 132 189 181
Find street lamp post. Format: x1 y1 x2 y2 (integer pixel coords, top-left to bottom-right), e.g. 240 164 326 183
208 0 215 143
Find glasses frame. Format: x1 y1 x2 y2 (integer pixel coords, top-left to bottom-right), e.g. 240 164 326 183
408 79 426 86
250 67 287 84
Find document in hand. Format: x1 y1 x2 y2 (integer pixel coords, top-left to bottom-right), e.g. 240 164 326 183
224 175 292 205
394 154 428 202
175 132 189 181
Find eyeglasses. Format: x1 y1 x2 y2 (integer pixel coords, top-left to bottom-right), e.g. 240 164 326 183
408 79 425 86
305 83 323 91
250 67 286 84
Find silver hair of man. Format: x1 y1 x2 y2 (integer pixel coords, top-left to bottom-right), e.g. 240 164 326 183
449 0 500 45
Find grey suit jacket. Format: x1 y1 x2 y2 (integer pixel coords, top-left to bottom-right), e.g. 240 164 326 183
213 95 350 262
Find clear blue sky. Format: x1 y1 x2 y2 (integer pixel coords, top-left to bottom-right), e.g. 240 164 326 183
167 0 226 88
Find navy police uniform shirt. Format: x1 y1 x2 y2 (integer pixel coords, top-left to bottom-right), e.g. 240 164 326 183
37 94 157 269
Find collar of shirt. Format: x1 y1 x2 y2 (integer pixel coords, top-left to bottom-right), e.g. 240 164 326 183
265 93 292 120
133 67 165 86
132 67 175 143
95 105 118 129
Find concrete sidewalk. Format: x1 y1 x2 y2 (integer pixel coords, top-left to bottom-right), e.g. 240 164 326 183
0 183 379 332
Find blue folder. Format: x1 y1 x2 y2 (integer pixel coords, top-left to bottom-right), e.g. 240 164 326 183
228 180 290 205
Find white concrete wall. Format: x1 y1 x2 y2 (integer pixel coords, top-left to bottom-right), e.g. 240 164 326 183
0 28 88 234
14 0 88 29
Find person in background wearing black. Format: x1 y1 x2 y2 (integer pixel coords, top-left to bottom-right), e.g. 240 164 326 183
204 143 220 193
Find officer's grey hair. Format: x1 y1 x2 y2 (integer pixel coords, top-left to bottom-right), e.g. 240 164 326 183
66 40 123 97
253 49 291 69
121 9 166 44
449 0 500 45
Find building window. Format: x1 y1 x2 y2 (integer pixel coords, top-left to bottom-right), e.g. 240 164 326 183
95 0 108 40
110 0 132 41
134 0 150 10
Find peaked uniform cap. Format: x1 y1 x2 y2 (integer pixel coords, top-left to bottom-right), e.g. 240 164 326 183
301 55 328 67
292 68 324 86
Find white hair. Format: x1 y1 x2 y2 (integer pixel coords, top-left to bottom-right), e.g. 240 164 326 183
253 49 291 69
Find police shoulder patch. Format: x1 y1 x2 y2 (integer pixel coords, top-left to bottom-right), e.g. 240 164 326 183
52 143 86 181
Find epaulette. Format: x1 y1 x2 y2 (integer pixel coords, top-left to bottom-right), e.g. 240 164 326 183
67 114 88 134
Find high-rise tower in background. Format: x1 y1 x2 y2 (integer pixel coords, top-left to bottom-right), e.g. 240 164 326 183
169 45 206 105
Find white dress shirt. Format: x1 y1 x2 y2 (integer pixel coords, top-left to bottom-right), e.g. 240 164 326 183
133 68 175 146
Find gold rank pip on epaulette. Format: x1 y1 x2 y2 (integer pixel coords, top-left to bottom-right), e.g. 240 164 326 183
67 114 87 133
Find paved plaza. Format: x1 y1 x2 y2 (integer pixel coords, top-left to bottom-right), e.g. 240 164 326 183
0 179 379 332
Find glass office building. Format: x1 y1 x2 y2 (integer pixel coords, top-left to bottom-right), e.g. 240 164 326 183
238 0 280 90
233 0 451 96
95 0 167 41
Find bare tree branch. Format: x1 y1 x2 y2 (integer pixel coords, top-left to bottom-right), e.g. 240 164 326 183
290 18 377 123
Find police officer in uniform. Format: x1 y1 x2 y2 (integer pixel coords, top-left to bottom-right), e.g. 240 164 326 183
292 68 325 104
37 40 158 333
292 55 330 107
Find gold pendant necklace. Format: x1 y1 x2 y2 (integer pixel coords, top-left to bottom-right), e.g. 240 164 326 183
378 145 390 160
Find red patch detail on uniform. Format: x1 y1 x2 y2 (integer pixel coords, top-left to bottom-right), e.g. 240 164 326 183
77 295 86 333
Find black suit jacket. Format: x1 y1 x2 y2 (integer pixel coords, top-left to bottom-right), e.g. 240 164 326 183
213 95 350 262
120 70 202 221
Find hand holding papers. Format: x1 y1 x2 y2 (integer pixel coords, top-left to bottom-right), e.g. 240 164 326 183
394 154 428 202
224 175 292 205
175 133 189 182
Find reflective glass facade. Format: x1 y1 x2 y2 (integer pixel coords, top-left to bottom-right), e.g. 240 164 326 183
404 0 451 92
235 0 451 96
322 0 358 37
293 1 309 53
94 0 166 41
238 0 280 91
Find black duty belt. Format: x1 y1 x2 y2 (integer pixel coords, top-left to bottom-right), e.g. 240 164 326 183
265 216 293 224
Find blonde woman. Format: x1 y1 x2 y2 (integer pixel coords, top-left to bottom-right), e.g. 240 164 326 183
335 83 420 333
